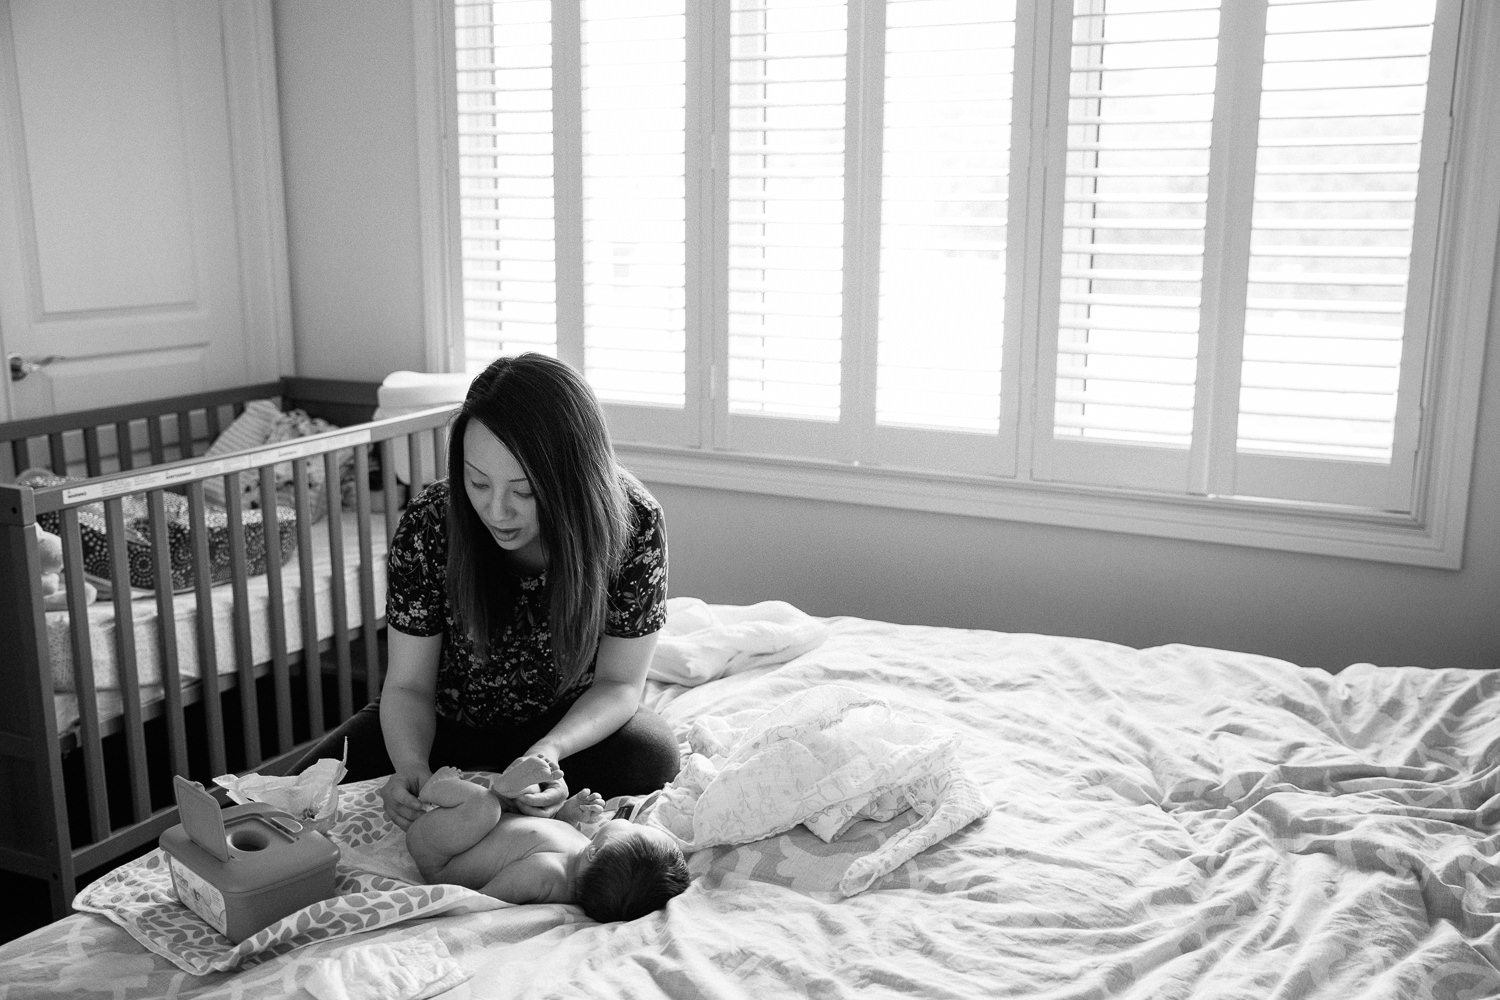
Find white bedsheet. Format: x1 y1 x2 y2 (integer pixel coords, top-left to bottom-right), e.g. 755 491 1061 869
1 613 1496 1000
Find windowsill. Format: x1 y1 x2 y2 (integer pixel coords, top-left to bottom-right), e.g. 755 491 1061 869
616 443 1462 570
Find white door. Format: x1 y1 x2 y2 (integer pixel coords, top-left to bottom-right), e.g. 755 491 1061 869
0 0 290 421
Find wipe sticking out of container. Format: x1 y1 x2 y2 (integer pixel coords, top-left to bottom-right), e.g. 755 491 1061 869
160 776 339 943
214 742 347 833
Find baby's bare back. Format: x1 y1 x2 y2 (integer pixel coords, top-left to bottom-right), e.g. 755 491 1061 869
439 812 589 893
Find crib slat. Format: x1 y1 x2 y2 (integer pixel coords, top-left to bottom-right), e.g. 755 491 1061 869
406 434 424 492
292 462 324 738
432 425 449 479
114 422 134 472
260 465 294 754
223 476 262 767
323 451 354 722
185 481 228 778
353 446 381 701
147 415 166 465
176 412 194 460
82 427 102 477
58 508 112 844
146 490 190 777
11 438 29 475
48 432 67 474
103 496 151 821
380 438 399 547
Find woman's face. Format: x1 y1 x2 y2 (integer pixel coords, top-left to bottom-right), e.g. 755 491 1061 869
463 421 544 571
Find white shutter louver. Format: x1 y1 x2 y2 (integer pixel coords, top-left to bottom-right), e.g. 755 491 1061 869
1053 0 1220 450
1238 0 1436 463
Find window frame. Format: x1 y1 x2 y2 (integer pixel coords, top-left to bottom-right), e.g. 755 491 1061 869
414 0 1500 570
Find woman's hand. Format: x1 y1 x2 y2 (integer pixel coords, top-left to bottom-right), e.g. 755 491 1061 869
379 770 430 830
503 776 569 818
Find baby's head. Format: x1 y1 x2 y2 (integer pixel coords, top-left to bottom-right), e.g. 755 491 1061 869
573 820 689 922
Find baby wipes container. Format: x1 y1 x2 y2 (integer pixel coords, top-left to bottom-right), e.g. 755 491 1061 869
159 776 339 943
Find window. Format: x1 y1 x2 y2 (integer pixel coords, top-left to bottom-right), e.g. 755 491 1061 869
430 0 1499 567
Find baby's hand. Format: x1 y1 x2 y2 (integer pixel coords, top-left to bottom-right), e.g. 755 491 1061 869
492 754 564 797
555 788 606 828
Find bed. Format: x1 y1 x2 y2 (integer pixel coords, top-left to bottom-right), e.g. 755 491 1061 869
0 601 1494 999
0 379 459 925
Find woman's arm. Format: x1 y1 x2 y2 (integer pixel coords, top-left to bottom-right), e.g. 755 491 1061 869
504 632 657 817
526 631 659 763
377 627 443 828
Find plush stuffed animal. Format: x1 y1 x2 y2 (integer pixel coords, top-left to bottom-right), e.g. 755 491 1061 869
35 523 97 610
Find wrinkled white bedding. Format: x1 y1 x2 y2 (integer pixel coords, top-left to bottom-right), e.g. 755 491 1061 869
648 684 990 896
2 611 1497 1000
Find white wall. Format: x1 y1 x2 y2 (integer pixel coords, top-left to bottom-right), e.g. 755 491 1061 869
273 0 1500 672
274 1 429 379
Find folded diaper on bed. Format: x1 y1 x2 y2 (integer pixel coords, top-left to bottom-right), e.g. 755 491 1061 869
644 684 992 896
304 926 469 1000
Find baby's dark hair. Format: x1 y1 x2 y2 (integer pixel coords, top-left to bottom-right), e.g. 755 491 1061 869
575 832 690 923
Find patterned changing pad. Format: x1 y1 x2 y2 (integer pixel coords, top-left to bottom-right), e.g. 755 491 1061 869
71 779 503 975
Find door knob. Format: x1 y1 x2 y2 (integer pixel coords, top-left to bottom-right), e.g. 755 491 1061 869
8 354 64 381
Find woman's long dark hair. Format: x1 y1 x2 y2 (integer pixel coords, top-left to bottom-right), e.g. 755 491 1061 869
446 354 632 691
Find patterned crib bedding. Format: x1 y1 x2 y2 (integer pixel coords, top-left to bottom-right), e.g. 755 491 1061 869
46 511 389 736
0 611 1496 1000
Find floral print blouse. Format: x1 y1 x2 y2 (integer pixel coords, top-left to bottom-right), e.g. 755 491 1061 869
385 476 668 728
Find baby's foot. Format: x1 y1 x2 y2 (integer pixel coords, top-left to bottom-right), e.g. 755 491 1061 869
419 766 485 808
493 754 564 796
555 788 606 828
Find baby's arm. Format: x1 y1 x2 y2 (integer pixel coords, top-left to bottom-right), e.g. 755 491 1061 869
554 788 606 829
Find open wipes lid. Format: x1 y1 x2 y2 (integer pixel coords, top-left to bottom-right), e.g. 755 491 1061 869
173 775 232 862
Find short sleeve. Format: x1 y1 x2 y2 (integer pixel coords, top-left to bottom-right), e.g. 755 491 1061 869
605 480 668 638
385 482 451 637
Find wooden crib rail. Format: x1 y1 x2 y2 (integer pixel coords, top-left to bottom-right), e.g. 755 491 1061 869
0 387 457 923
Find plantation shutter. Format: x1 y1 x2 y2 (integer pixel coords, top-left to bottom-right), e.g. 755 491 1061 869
1033 0 1451 508
865 0 1018 475
580 2 691 435
455 1 695 445
1230 0 1449 508
454 0 560 368
722 0 852 458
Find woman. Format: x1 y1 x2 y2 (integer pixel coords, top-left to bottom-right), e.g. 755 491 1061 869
298 353 678 828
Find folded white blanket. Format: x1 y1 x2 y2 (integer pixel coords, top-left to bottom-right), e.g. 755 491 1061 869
648 597 829 685
645 685 991 896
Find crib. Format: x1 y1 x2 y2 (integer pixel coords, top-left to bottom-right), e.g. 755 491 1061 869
0 378 458 922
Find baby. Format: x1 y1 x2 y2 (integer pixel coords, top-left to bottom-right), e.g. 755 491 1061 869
406 761 690 923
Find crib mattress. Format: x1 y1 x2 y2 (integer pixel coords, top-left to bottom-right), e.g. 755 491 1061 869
45 512 389 736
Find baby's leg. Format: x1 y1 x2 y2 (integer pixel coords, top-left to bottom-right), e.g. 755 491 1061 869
407 769 505 881
419 766 491 808
554 788 606 829
491 755 564 797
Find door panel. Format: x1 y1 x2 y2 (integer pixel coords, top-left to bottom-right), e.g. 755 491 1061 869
0 0 287 421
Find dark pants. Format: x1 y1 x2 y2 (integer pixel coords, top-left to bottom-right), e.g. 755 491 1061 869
289 698 681 800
